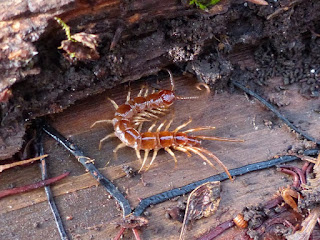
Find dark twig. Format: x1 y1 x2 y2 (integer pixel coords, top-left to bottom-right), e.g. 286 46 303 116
41 121 132 217
133 149 319 216
36 125 69 240
231 80 320 145
0 172 69 199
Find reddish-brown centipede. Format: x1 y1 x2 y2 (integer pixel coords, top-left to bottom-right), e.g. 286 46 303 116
91 70 242 180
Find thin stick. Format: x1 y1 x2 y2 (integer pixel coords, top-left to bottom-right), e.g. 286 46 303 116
36 126 69 240
0 155 48 173
232 80 320 145
0 172 69 199
132 149 319 216
41 121 132 217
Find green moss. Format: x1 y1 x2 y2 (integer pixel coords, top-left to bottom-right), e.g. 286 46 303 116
189 0 221 10
54 17 76 42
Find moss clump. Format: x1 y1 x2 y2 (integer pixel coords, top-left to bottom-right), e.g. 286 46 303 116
189 0 221 10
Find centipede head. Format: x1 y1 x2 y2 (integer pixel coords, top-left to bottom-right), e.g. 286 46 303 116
158 90 176 106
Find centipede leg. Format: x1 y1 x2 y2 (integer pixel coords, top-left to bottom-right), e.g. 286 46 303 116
139 150 150 173
126 88 131 103
90 119 113 128
183 126 216 133
137 85 145 97
184 145 233 181
135 149 142 162
113 143 126 159
174 119 192 133
156 120 167 132
165 119 174 131
165 147 177 165
145 122 157 132
173 146 192 157
184 146 217 170
99 133 117 149
144 87 149 97
190 146 233 181
108 98 119 109
137 122 144 133
142 111 159 119
146 149 159 171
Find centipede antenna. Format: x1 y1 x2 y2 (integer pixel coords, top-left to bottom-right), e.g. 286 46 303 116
183 126 216 133
90 119 113 128
174 118 192 133
194 136 244 142
108 98 119 109
195 82 211 94
99 133 116 149
164 69 175 91
176 96 200 100
176 82 211 100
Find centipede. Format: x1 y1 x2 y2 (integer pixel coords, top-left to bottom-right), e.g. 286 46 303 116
91 70 243 180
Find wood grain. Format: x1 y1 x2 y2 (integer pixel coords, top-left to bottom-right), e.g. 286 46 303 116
0 74 319 239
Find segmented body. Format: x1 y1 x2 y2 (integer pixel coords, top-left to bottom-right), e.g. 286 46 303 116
113 89 175 149
92 71 241 180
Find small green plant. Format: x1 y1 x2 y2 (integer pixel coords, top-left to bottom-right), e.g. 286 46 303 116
54 17 76 42
189 0 221 10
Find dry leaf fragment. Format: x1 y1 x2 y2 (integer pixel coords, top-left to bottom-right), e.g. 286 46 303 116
179 181 221 240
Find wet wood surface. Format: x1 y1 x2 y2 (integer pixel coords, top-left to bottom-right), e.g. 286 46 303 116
0 74 319 239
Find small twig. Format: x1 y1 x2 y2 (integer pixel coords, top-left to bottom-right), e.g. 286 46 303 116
279 165 306 185
36 124 69 240
232 80 320 145
41 121 132 217
196 219 235 240
113 227 126 240
0 155 48 172
278 168 300 188
133 149 319 216
0 172 69 199
267 0 305 20
132 228 142 240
